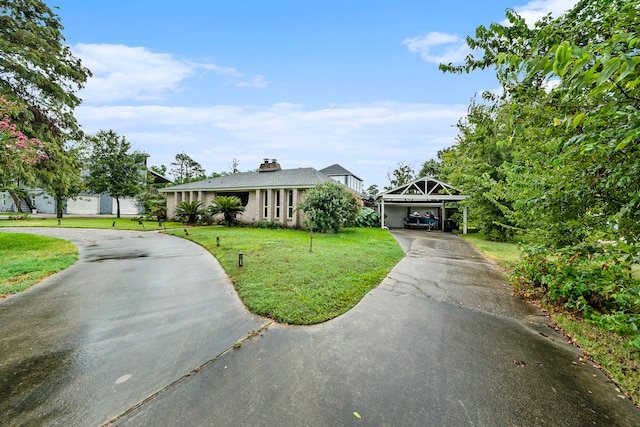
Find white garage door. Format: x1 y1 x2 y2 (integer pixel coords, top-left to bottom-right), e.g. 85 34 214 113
67 196 100 215
113 197 140 215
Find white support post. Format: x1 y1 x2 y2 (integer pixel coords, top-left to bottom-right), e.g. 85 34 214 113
380 200 386 229
463 206 468 234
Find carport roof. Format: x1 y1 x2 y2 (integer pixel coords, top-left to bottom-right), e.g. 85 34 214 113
379 175 466 202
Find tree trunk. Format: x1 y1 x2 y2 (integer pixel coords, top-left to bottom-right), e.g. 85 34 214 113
56 195 64 218
116 196 121 218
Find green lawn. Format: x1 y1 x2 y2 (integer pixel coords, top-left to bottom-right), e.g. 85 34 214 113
0 232 77 297
169 227 405 324
3 219 636 406
460 232 522 271
0 215 183 230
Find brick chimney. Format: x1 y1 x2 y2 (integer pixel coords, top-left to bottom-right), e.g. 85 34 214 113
259 158 281 172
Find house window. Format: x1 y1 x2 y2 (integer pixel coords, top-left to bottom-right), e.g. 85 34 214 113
262 190 268 218
1 193 5 207
275 190 281 219
287 190 294 218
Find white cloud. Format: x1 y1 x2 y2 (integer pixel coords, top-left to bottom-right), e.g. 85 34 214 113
73 44 194 103
197 63 243 77
508 0 579 25
73 43 268 104
402 32 472 64
404 1 579 65
236 74 269 88
75 102 467 187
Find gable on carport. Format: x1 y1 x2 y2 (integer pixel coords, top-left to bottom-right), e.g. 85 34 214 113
378 176 468 233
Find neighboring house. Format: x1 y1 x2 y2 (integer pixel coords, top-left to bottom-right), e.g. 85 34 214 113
0 169 172 215
0 189 47 213
159 159 341 228
320 164 363 195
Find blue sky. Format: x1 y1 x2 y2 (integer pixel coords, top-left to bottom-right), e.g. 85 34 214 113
51 0 577 189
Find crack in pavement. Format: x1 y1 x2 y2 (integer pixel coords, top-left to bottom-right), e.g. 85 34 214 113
102 321 273 427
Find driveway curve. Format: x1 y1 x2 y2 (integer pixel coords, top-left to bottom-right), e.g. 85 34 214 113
2 228 640 426
116 230 640 426
0 228 267 426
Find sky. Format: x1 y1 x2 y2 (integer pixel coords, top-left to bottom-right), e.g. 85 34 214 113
50 0 578 189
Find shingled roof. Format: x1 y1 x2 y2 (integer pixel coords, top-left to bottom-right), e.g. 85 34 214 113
159 167 333 192
320 164 362 181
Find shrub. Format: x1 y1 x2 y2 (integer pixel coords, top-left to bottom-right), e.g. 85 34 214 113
208 195 245 226
174 200 204 224
512 242 640 348
356 206 381 228
299 182 360 233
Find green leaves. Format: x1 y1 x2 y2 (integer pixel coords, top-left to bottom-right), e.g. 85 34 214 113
85 130 146 217
207 195 245 226
440 0 640 348
299 182 360 233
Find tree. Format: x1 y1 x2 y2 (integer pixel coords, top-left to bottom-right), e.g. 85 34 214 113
208 195 245 226
0 97 48 185
170 152 206 184
1 0 91 218
229 157 240 174
140 192 167 221
439 0 640 244
0 0 91 138
37 140 83 218
299 181 360 233
174 200 204 224
439 0 640 342
418 158 442 179
85 130 146 218
364 184 379 198
149 164 167 176
0 97 50 211
384 161 414 190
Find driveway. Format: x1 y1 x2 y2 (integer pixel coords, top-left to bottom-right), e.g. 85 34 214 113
2 228 639 426
0 228 267 426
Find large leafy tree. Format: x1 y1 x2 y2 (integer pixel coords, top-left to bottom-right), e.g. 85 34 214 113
85 130 146 218
0 97 48 185
170 152 206 184
0 0 90 137
440 0 640 245
38 140 83 218
0 0 91 217
299 181 360 233
0 97 49 210
440 0 640 342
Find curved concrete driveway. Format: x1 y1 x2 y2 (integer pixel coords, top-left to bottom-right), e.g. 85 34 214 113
0 228 267 426
116 230 640 426
2 228 640 426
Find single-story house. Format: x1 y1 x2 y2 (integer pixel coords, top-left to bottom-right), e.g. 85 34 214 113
377 175 468 233
160 159 351 228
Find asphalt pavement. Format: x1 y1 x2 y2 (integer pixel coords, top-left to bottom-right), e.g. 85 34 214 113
1 228 640 426
0 228 267 426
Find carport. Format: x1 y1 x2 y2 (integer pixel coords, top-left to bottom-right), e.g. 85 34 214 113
378 176 468 233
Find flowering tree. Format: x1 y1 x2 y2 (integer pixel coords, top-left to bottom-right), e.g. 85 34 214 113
0 97 48 187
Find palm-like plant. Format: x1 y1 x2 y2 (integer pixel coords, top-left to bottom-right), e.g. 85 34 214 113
208 196 245 226
174 200 204 224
